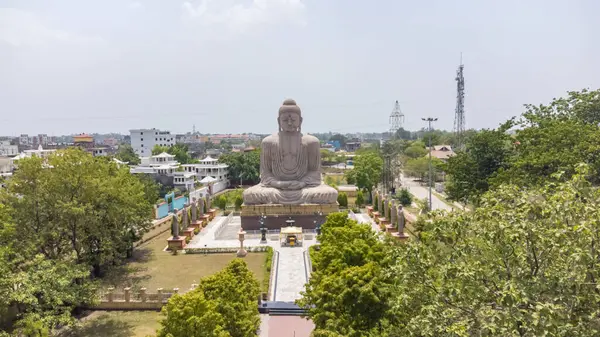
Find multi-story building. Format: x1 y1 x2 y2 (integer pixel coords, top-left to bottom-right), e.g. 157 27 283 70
19 134 29 146
0 141 18 156
130 128 174 157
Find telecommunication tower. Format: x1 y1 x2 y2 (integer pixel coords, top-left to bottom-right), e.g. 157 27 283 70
389 100 404 138
453 57 466 149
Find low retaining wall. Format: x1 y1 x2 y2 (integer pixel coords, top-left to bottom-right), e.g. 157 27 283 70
184 246 271 254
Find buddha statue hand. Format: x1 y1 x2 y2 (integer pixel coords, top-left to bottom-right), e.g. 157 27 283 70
269 180 306 190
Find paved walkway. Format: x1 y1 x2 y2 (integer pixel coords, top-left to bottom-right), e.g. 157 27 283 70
354 212 380 232
274 242 313 302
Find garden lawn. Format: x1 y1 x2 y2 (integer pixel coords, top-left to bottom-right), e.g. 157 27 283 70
59 311 162 337
102 231 266 293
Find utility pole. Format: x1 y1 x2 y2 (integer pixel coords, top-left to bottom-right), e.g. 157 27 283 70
421 117 438 211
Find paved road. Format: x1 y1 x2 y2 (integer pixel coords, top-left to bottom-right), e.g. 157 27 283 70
400 175 453 211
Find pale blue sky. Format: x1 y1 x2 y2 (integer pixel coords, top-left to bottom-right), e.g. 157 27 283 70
1 0 598 136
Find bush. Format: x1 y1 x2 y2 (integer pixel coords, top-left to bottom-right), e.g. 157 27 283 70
185 236 191 244
355 190 365 207
193 227 200 235
397 188 413 206
215 195 227 210
373 194 378 211
337 192 348 208
351 207 360 213
263 247 274 292
234 195 243 211
202 221 208 228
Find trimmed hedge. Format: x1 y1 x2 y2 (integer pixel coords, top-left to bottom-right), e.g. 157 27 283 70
184 246 271 254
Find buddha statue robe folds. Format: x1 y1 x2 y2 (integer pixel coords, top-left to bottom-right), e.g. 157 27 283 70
243 99 338 205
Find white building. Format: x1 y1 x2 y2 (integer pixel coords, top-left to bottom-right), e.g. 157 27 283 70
0 141 18 156
130 128 175 157
130 152 179 174
182 156 228 182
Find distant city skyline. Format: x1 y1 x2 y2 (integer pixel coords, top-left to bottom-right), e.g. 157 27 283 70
1 0 599 136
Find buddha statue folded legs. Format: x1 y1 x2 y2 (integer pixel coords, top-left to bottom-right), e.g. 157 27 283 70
242 98 339 206
243 184 338 205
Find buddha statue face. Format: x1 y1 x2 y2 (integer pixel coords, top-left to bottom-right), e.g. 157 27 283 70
278 98 303 133
279 112 302 133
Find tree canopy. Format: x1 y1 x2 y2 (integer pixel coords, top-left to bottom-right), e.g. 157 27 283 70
345 151 383 196
219 150 260 185
157 259 261 337
0 148 152 333
114 143 140 165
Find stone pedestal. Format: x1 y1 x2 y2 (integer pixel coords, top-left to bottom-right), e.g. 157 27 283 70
237 230 247 257
167 236 186 250
371 211 380 219
183 228 195 238
199 214 210 226
385 224 396 233
392 232 410 240
366 206 374 217
241 203 339 230
379 218 389 226
207 209 217 220
190 221 201 230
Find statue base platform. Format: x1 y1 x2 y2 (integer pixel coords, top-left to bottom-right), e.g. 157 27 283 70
207 209 217 220
366 206 374 216
371 211 380 219
167 236 186 251
241 203 339 230
183 228 195 238
392 231 409 240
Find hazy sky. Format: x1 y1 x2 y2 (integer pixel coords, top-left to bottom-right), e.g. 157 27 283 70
1 0 599 136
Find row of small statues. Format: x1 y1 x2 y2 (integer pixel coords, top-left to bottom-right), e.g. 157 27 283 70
372 188 407 234
171 197 212 239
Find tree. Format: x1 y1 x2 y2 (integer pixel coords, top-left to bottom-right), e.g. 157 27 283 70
355 190 365 207
396 188 412 206
152 143 194 164
158 259 260 337
387 165 600 336
299 213 390 337
234 195 243 211
135 174 161 205
158 259 261 337
215 195 227 210
403 141 427 159
157 291 230 337
444 122 514 204
352 152 383 199
219 150 261 185
4 148 152 277
403 156 444 181
330 134 347 147
114 144 140 165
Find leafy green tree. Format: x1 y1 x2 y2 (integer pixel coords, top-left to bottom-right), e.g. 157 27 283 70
352 152 383 200
114 144 140 165
355 190 365 207
135 174 161 205
215 195 227 210
158 259 260 336
403 156 444 181
403 141 427 159
396 188 412 206
234 195 243 211
299 213 390 337
152 143 195 164
444 121 515 204
219 150 260 185
157 291 230 337
388 165 600 336
4 148 152 277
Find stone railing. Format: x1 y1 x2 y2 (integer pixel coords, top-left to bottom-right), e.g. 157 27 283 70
213 212 234 239
93 284 198 310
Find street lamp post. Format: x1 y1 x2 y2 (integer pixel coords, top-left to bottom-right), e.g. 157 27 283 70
259 214 267 244
421 117 438 212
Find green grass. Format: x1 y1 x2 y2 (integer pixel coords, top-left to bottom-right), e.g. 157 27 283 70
59 311 162 337
102 231 265 293
68 230 269 337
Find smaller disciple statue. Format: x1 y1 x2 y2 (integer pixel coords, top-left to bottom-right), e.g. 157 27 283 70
243 99 338 205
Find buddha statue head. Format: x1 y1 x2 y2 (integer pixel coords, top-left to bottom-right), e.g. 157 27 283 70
278 98 303 133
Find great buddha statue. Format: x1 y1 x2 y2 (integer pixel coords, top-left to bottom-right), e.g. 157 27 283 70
243 99 338 205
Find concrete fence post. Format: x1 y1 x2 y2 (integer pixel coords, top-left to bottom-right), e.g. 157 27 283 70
124 287 131 303
173 288 179 294
107 287 115 303
140 288 147 302
157 288 164 302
